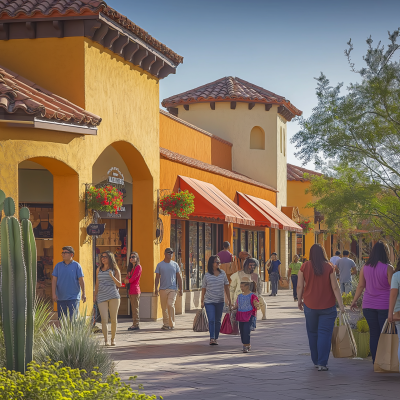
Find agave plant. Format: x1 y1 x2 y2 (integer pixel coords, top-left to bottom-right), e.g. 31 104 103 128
35 308 114 378
33 297 53 354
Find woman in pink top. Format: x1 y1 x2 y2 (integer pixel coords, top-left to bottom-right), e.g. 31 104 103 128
351 241 394 363
125 252 142 331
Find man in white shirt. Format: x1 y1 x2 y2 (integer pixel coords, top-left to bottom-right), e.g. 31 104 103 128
330 251 341 265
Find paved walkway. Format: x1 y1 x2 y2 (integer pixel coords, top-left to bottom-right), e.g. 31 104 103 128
109 291 399 400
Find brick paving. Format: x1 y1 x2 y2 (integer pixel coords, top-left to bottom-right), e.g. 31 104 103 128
108 291 399 400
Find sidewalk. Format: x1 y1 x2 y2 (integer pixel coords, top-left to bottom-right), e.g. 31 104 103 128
109 291 399 400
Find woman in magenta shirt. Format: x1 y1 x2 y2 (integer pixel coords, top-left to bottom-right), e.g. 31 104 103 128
351 241 394 363
125 252 142 331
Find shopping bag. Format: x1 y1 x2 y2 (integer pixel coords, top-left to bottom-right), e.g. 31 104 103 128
220 262 233 275
193 308 209 332
229 310 239 335
332 313 357 358
220 312 233 334
374 320 399 373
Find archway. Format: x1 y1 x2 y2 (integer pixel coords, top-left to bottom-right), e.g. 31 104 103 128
18 157 79 304
91 141 155 316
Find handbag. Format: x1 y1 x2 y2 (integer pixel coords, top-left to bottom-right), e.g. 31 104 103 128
332 313 357 358
193 308 209 332
374 320 399 373
220 313 233 334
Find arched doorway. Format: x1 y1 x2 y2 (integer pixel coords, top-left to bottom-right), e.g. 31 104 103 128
91 142 155 318
18 157 80 304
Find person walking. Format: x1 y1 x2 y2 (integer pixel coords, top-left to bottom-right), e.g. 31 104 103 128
266 252 281 296
125 252 142 331
288 255 302 301
94 250 122 346
217 241 233 264
52 246 86 320
335 250 356 294
330 251 341 265
297 244 345 371
388 259 400 365
350 241 394 363
232 281 260 353
155 247 183 330
201 255 231 345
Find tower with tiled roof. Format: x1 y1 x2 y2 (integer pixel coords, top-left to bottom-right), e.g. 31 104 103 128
162 76 302 209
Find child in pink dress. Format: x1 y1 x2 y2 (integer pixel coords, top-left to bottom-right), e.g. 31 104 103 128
233 281 260 353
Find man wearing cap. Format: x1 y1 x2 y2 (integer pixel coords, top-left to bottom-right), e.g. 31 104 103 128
155 248 183 330
52 246 86 320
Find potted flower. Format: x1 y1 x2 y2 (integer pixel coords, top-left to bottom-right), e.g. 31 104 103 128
352 318 370 358
160 190 195 219
299 218 314 233
86 185 123 214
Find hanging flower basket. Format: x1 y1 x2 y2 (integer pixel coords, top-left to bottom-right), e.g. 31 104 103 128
299 218 314 233
160 190 195 219
86 185 123 214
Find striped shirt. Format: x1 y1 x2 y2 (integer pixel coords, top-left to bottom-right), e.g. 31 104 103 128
202 271 229 304
97 268 120 303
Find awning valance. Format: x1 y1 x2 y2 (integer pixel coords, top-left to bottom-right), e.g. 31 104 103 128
179 176 255 226
237 192 303 233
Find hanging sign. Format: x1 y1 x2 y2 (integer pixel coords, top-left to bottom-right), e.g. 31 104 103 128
107 167 124 186
87 223 106 236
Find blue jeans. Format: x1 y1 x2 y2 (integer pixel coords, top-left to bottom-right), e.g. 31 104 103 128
340 281 352 294
57 300 80 320
270 272 279 295
204 302 224 340
239 316 255 345
363 308 388 363
304 304 337 367
291 275 298 299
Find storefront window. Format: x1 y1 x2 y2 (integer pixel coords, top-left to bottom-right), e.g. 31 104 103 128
189 221 198 290
205 223 212 268
233 228 239 256
297 234 304 258
254 232 258 259
288 232 293 263
241 230 246 254
248 232 253 257
258 232 265 280
198 223 204 288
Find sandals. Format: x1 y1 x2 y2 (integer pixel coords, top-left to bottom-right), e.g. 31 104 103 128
209 339 218 345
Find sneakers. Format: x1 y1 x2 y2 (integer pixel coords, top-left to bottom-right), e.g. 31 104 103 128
242 345 251 353
161 325 170 330
318 366 328 371
128 326 140 331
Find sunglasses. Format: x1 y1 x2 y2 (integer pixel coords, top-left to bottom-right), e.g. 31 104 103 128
101 255 108 259
165 251 173 254
61 251 72 255
130 255 137 259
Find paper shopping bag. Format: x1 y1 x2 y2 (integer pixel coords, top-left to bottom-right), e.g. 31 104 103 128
193 308 209 332
332 313 357 358
374 320 399 373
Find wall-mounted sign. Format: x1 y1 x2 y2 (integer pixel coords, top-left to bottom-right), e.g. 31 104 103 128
107 167 124 186
87 223 106 236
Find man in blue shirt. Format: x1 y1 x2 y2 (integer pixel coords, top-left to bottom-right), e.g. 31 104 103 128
52 246 86 320
266 252 281 297
155 247 183 330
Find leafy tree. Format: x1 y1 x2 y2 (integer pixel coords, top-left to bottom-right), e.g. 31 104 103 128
292 29 400 246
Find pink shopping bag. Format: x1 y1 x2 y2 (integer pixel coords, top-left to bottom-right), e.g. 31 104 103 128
220 313 233 334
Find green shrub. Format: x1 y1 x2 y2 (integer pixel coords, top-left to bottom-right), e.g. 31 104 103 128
0 360 161 399
35 309 114 377
33 298 53 354
0 318 5 369
357 318 369 333
342 292 353 306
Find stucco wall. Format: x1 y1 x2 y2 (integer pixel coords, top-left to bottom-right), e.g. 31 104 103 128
159 112 232 170
0 37 161 314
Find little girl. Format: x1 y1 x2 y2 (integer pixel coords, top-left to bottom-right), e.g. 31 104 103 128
233 280 260 353
388 259 400 364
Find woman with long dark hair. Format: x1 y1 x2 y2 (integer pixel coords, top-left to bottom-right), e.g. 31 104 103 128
201 255 231 345
94 250 122 346
297 244 345 371
125 252 142 331
350 241 394 363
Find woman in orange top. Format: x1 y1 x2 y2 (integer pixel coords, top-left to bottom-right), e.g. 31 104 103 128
297 244 345 371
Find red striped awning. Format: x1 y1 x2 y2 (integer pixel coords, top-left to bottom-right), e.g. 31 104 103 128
179 176 255 225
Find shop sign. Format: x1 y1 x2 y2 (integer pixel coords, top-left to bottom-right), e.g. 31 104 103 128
107 167 124 186
98 205 132 220
87 223 106 236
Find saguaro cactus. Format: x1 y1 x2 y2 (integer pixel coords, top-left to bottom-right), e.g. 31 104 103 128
0 194 37 372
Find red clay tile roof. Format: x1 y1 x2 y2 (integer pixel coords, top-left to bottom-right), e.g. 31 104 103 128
0 65 101 126
160 147 278 193
159 109 233 147
287 163 322 182
162 76 302 116
0 0 183 65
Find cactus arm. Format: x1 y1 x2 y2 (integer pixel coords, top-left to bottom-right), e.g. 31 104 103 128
12 217 27 373
1 218 15 370
21 208 36 366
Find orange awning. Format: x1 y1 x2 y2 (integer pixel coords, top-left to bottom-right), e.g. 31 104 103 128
237 192 303 233
179 176 255 226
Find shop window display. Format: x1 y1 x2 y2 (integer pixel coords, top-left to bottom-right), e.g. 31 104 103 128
171 220 185 289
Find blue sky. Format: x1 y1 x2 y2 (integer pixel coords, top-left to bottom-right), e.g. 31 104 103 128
110 0 400 169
